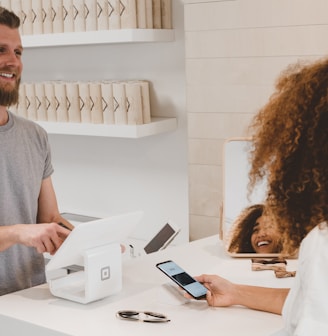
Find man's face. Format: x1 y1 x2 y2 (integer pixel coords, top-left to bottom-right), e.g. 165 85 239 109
0 24 23 107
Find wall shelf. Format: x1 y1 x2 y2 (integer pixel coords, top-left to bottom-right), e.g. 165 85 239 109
36 117 177 138
22 29 175 48
24 29 177 138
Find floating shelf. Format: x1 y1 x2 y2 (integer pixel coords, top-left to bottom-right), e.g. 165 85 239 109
22 29 175 48
36 117 177 138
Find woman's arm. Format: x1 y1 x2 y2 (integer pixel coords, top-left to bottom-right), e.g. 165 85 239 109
195 274 289 315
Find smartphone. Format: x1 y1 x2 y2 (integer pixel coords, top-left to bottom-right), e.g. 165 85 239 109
156 260 207 300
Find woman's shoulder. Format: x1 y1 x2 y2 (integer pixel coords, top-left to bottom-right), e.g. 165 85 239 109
309 222 328 236
299 222 328 257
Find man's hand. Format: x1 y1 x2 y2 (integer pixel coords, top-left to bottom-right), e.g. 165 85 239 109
16 223 71 255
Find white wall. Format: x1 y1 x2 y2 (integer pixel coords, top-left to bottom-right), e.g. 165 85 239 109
21 2 189 243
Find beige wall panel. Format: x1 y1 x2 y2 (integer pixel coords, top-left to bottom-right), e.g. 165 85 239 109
186 57 318 87
188 113 253 139
189 164 222 217
188 139 224 165
186 84 272 113
189 214 221 241
184 0 233 6
185 0 328 31
185 0 237 31
186 26 328 59
186 57 325 115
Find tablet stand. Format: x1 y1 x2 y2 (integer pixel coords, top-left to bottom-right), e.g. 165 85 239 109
46 243 122 304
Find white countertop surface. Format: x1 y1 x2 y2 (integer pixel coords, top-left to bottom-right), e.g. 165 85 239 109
0 236 297 336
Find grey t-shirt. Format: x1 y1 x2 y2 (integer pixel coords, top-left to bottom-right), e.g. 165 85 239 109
0 111 54 295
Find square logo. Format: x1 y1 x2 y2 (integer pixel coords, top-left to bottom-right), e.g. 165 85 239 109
101 266 110 281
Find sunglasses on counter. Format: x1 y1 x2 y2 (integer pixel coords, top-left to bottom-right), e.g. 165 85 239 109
116 310 170 323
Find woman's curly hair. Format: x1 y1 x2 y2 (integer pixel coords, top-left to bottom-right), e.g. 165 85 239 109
248 58 328 254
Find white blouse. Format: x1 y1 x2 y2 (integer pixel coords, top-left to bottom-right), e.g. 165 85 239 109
273 222 328 335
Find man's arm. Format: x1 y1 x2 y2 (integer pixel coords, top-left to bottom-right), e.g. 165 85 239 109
0 177 72 254
37 176 74 231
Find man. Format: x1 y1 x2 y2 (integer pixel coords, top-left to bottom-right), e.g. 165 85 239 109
0 7 73 296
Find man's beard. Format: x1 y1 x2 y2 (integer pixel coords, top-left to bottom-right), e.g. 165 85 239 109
0 78 20 107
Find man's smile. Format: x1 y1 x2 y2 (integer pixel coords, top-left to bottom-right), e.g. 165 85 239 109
0 72 16 79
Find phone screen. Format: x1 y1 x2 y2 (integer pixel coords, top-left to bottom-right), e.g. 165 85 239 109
156 260 207 299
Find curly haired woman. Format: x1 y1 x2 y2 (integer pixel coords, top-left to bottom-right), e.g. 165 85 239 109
227 204 282 254
191 58 328 335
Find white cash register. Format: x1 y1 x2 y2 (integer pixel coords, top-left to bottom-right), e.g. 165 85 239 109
46 211 143 304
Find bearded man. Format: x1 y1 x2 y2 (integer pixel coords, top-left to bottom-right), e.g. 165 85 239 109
0 6 73 296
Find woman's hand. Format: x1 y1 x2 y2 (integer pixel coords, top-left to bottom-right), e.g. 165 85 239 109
193 274 238 307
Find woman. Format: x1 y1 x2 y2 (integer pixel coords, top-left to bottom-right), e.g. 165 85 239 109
194 58 328 334
227 204 282 254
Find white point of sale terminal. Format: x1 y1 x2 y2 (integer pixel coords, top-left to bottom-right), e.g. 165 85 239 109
46 211 143 304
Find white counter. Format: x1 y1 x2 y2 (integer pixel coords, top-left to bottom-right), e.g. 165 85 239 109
0 236 297 336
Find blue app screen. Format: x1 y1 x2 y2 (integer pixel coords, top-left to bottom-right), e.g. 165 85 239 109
159 261 207 298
